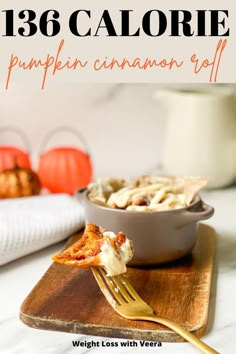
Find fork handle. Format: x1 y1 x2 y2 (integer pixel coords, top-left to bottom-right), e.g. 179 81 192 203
141 315 220 354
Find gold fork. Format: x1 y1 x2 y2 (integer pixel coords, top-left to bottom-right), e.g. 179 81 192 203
92 267 220 354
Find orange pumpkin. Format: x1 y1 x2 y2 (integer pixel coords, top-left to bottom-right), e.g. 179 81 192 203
38 147 93 194
0 146 31 173
0 165 41 198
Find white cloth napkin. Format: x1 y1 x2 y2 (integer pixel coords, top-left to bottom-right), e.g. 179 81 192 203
0 194 85 266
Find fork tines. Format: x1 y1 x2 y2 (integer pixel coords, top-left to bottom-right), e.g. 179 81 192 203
91 267 139 307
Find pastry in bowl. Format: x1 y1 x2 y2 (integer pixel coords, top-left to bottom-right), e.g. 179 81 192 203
52 223 134 276
87 175 208 212
76 175 214 265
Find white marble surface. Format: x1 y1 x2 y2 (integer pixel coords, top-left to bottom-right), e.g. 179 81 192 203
0 186 236 354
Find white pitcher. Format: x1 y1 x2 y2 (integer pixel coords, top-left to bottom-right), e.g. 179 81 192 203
155 86 236 189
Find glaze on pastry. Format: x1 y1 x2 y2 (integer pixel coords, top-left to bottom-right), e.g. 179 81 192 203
52 223 133 276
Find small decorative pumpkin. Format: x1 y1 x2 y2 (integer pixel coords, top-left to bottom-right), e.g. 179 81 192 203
0 165 41 198
38 147 93 195
0 146 31 173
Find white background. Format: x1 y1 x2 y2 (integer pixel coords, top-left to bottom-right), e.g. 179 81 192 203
0 83 235 181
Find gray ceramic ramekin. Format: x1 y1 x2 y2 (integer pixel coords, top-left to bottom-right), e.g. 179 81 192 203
76 188 214 265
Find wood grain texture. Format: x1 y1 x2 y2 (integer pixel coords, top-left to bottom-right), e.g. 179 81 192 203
20 223 216 342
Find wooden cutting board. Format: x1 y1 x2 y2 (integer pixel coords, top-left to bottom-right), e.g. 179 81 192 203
20 223 216 342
